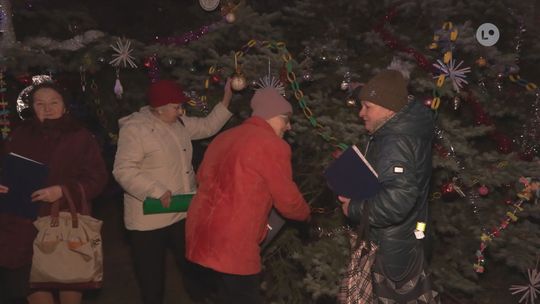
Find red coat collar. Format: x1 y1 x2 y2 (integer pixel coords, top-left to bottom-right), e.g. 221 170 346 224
243 116 277 137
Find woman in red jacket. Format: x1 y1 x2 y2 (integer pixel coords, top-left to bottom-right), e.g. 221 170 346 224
0 82 107 304
186 87 311 303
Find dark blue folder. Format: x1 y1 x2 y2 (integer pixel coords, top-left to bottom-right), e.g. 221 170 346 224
324 145 381 200
0 153 49 219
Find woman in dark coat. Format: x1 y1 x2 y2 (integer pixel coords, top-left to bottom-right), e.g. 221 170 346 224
0 82 108 304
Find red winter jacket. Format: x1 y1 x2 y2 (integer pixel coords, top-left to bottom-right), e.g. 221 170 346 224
186 117 310 275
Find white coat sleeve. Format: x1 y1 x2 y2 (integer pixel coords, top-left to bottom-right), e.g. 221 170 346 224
113 124 168 201
182 102 232 140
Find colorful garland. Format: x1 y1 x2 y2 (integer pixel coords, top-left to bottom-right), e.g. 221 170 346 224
202 39 348 150
508 74 538 92
474 177 540 273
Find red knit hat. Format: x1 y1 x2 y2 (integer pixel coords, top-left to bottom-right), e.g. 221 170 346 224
147 80 188 107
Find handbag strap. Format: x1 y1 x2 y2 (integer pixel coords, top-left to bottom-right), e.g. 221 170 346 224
76 182 90 216
50 185 79 228
353 201 371 250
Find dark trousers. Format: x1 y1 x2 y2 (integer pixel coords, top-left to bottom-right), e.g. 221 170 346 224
214 271 262 304
130 220 192 304
0 264 31 304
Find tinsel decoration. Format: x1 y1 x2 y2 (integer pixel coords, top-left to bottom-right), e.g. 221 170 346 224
23 30 105 52
510 257 540 304
143 55 160 83
0 69 9 139
155 23 217 46
373 7 433 73
0 0 17 49
16 75 53 120
473 177 540 273
515 92 540 159
434 127 485 222
155 2 240 46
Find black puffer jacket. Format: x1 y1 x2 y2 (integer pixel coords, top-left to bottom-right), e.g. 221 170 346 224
348 100 435 277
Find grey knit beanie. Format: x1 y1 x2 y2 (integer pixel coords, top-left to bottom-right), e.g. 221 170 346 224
250 88 293 119
358 70 409 112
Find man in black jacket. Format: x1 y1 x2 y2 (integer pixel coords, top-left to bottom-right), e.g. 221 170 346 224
339 69 439 303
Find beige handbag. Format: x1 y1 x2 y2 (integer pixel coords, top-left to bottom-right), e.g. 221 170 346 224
30 184 103 289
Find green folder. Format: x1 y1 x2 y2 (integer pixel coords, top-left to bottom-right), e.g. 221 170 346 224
143 193 195 214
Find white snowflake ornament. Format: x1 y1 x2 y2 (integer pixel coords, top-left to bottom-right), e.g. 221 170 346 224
510 261 540 304
109 38 137 68
433 59 471 92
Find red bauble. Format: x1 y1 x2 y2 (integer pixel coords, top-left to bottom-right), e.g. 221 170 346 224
441 182 459 201
210 74 221 84
143 56 156 68
478 185 489 196
332 149 343 159
423 97 433 108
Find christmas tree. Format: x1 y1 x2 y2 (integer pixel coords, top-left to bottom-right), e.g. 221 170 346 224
1 1 539 303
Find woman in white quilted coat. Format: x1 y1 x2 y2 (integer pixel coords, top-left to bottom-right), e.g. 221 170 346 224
113 79 233 304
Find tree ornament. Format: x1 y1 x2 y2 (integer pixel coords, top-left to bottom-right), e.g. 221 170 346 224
340 80 349 91
114 69 123 99
452 96 461 110
220 1 239 24
441 182 458 201
225 12 236 23
423 97 433 108
509 259 540 304
143 55 160 82
345 97 356 107
433 59 471 93
109 38 137 68
163 58 176 67
476 56 487 67
230 53 246 91
199 0 220 11
302 70 313 82
231 73 247 91
478 185 489 196
210 73 221 84
255 60 285 95
332 149 344 159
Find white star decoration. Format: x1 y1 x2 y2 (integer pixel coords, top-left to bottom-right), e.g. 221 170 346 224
510 262 540 304
109 38 137 68
433 59 471 92
255 75 285 95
